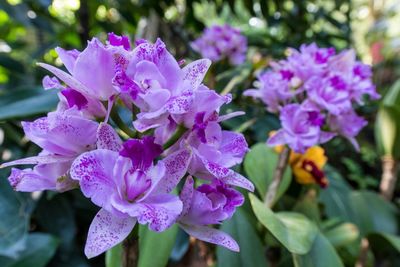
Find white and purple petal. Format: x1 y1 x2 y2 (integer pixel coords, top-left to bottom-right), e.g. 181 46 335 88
85 208 136 259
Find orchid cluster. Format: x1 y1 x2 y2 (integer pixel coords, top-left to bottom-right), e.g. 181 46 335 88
2 33 254 258
191 24 247 65
245 43 379 153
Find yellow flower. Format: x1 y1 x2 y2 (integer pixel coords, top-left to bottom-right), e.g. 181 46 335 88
269 130 329 188
290 146 329 188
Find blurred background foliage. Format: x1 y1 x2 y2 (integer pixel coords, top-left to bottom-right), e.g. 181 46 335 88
0 0 400 267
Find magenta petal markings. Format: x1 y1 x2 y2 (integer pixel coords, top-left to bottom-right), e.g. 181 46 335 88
3 33 253 257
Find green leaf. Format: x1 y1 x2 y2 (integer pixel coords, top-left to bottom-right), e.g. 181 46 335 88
0 233 59 267
106 243 122 267
375 106 400 158
249 194 317 255
35 194 76 251
293 192 321 225
244 143 291 201
367 233 400 264
0 172 34 258
323 223 359 248
319 167 354 222
293 232 344 267
368 233 400 252
0 89 58 121
217 208 268 267
138 224 178 267
348 191 398 236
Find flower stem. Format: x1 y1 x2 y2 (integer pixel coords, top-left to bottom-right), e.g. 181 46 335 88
110 107 137 138
380 155 398 200
264 146 290 208
122 227 139 267
162 125 187 150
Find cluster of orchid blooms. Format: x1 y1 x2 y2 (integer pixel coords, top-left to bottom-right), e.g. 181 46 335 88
245 43 379 153
1 24 378 258
2 33 253 257
191 24 247 65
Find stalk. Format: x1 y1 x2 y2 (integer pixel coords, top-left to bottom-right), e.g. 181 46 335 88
122 228 139 267
379 155 398 200
162 125 187 150
264 146 290 207
110 107 137 138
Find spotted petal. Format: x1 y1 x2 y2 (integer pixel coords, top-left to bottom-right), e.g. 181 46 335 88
85 208 136 259
70 150 118 211
182 59 211 89
96 123 122 151
152 148 192 194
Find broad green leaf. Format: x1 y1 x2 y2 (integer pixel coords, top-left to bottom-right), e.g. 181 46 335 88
293 191 321 225
106 243 122 267
293 232 344 267
349 191 398 236
35 194 76 251
0 89 58 121
319 167 354 222
0 233 59 267
323 223 359 248
249 194 317 255
138 224 178 267
217 208 268 267
368 233 400 252
244 143 291 201
367 233 400 265
169 229 189 262
0 172 34 258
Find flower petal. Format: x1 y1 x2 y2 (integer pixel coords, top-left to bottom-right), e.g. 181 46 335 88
85 208 136 259
182 59 211 89
179 224 239 252
1 155 72 168
135 194 182 232
70 150 118 210
152 149 192 194
219 172 255 192
37 62 93 97
178 176 194 219
73 38 117 100
218 131 248 167
55 47 80 74
96 123 122 151
8 162 72 192
165 91 194 114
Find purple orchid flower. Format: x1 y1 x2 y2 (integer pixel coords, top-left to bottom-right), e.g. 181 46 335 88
176 176 242 252
70 137 191 258
38 38 125 101
328 110 367 151
191 24 247 65
2 112 123 192
267 104 335 153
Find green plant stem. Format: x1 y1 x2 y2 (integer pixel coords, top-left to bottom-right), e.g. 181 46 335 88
264 146 290 208
122 227 139 267
163 125 187 150
110 107 136 138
